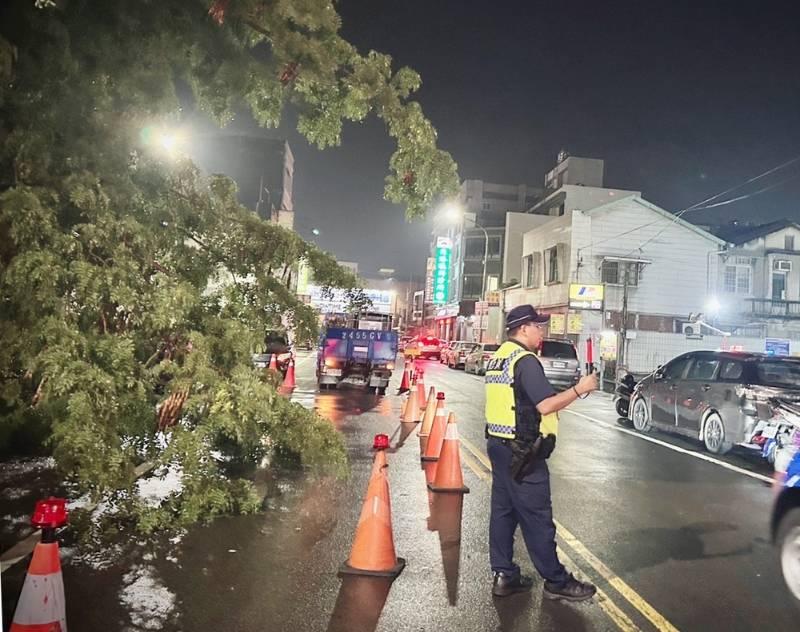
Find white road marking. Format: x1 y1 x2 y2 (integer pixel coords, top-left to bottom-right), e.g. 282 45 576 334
564 408 774 485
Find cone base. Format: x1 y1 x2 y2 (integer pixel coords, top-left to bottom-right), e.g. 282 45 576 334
417 431 430 438
338 557 406 579
427 482 470 494
420 455 440 462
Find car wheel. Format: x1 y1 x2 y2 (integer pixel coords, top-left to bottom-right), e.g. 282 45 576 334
615 398 629 418
777 507 800 611
702 411 732 455
631 397 652 433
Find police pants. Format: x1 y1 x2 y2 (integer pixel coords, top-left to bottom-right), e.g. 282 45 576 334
487 436 568 586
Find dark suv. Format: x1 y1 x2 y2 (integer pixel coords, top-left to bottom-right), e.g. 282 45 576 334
629 351 800 455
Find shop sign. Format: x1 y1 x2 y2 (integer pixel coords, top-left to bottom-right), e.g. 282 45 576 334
568 283 604 310
567 312 583 334
433 238 452 305
549 314 566 334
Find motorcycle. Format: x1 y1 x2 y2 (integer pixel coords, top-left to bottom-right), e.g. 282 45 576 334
614 372 637 418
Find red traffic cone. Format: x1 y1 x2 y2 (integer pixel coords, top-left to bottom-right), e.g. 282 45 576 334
268 353 279 372
281 358 296 390
11 498 68 632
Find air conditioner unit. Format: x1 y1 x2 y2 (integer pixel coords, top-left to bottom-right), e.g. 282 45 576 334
774 260 792 272
682 322 703 339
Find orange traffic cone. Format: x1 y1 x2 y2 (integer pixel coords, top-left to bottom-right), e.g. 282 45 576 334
419 389 441 437
268 353 279 372
281 359 296 390
397 363 410 394
11 499 68 632
400 394 408 419
423 408 450 462
427 417 470 494
339 453 405 579
416 372 426 408
402 386 420 424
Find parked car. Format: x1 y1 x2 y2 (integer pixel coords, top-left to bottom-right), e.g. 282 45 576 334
440 340 459 364
447 341 477 369
771 399 800 612
538 339 581 389
399 336 412 353
629 351 800 455
465 343 500 375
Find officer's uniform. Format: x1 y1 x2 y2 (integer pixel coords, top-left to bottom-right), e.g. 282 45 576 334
485 339 569 586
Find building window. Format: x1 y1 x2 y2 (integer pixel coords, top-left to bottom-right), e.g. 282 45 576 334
545 245 563 284
482 202 491 211
465 237 485 258
786 235 796 251
463 275 483 298
523 254 541 288
487 236 502 258
724 265 752 294
772 272 787 301
601 261 640 286
483 191 519 202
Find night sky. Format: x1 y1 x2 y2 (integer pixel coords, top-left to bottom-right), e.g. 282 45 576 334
209 1 800 280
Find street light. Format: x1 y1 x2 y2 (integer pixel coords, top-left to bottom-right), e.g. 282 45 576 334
439 201 489 301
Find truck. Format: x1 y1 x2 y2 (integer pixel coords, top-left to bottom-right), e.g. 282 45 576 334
316 311 398 394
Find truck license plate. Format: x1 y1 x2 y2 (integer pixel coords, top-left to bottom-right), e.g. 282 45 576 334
326 369 342 377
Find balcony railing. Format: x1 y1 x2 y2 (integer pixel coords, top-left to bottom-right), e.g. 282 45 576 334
746 298 800 319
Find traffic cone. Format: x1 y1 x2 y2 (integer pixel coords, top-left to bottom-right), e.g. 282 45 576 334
427 417 470 494
402 386 420 424
339 453 405 579
268 353 279 372
423 408 450 462
281 359 296 390
416 372 426 408
400 394 408 419
11 499 68 632
397 363 410 394
418 388 439 437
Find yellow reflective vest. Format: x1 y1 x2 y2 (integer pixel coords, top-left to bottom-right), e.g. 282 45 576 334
485 340 559 440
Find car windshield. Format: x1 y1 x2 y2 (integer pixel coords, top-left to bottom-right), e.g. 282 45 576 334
540 341 577 359
756 360 800 389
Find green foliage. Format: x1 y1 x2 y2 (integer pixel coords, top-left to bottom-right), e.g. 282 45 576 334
0 0 456 532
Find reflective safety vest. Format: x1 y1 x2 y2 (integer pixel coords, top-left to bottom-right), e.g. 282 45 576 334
485 340 559 440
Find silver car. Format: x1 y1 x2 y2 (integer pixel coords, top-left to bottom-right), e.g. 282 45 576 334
538 338 581 390
629 351 800 455
465 343 500 375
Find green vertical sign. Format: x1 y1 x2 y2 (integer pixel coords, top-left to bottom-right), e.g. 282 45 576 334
433 237 451 304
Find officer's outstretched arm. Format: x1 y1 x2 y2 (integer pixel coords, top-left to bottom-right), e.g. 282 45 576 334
536 373 598 415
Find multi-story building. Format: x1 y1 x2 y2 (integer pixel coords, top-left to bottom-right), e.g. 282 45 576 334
428 180 541 340
711 219 800 338
503 193 727 371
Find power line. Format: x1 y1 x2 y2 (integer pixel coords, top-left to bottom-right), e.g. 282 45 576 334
577 153 800 258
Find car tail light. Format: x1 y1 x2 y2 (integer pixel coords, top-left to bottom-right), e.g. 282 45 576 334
386 362 394 370
324 357 337 368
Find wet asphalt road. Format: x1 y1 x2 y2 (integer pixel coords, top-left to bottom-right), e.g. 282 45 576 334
2 352 797 631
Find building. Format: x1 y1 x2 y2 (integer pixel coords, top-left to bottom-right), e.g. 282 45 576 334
193 135 295 228
711 219 800 339
428 180 542 341
504 194 727 375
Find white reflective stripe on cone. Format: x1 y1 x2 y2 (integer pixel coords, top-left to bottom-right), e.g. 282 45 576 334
444 422 459 440
13 571 67 628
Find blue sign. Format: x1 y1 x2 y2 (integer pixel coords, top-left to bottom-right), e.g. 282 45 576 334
765 338 791 357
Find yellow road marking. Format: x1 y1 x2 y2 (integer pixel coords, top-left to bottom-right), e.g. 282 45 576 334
557 545 641 632
459 436 679 632
555 523 679 632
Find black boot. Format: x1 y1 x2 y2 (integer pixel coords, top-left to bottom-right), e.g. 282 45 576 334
543 573 597 602
492 572 534 597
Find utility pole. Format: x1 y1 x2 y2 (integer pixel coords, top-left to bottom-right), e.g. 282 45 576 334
619 265 630 372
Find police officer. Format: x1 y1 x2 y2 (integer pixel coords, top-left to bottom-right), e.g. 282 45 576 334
485 304 599 601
